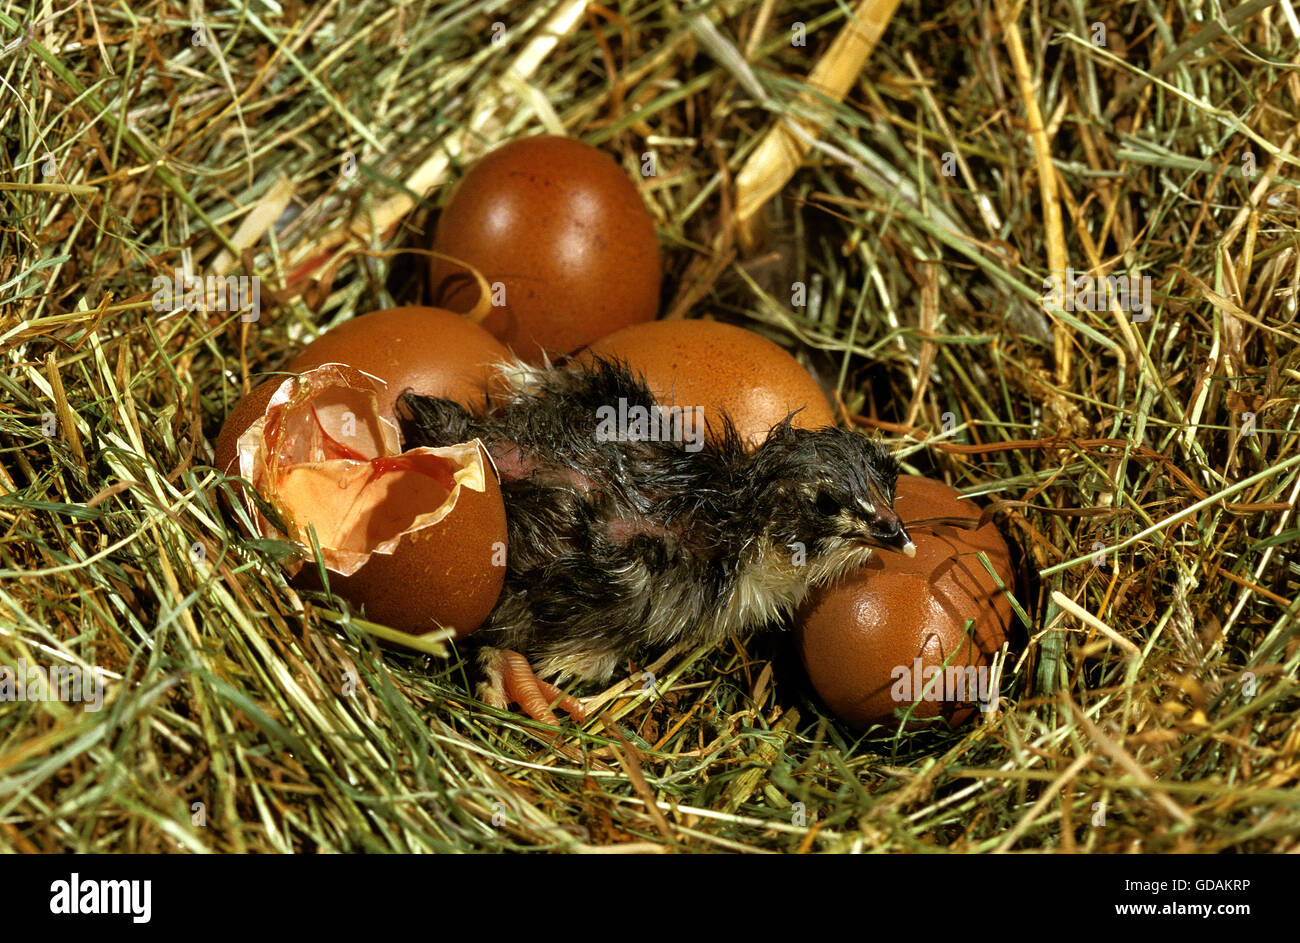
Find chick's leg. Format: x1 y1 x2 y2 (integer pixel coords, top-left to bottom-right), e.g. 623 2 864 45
477 647 586 725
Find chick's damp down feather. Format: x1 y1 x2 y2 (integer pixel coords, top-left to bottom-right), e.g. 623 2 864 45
397 356 912 685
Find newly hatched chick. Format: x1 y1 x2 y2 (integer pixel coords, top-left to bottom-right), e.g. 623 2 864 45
398 356 914 724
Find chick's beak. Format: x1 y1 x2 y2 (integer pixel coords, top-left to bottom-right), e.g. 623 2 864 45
858 476 915 556
855 506 916 557
883 520 916 558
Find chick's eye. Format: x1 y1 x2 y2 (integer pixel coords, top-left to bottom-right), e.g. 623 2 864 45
815 492 840 516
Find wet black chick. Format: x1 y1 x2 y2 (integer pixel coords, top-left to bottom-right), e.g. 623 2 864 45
397 356 914 724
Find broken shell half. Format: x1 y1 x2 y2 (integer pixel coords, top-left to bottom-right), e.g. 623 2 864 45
233 363 507 636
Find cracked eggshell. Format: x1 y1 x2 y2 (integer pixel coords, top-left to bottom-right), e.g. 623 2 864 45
795 476 1013 729
300 439 507 637
214 305 509 475
284 305 510 422
215 378 281 476
585 319 834 448
224 364 506 637
429 135 661 362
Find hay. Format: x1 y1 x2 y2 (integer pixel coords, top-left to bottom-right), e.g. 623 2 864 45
1 0 1298 853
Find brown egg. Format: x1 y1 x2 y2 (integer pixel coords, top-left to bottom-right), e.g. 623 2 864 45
586 319 834 447
429 135 660 362
284 305 509 420
220 365 506 637
795 476 1013 729
214 306 508 474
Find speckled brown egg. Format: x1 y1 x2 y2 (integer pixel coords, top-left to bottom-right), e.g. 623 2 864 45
429 135 661 362
795 476 1013 729
585 319 835 448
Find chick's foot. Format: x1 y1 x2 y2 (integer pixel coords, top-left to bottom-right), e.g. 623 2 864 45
477 647 586 725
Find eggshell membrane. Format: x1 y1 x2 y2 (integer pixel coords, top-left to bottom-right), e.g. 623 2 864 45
795 476 1012 729
429 135 661 361
585 320 834 448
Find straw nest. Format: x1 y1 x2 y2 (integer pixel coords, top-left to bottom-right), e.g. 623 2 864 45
2 0 1298 852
